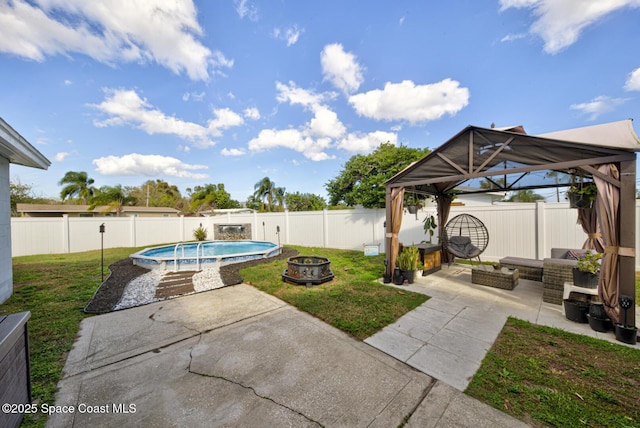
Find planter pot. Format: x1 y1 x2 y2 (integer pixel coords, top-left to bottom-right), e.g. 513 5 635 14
589 303 607 319
572 268 599 289
383 272 391 284
586 314 612 332
393 268 404 285
614 323 638 345
407 205 417 214
401 269 416 284
568 192 593 209
563 299 589 323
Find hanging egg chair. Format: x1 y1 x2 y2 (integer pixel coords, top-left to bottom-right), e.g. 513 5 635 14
443 214 489 265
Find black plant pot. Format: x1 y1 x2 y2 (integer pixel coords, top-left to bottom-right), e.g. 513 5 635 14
589 302 607 319
586 314 611 332
568 192 593 209
563 299 589 323
383 272 391 284
402 269 416 284
393 268 404 285
614 323 638 345
572 268 599 289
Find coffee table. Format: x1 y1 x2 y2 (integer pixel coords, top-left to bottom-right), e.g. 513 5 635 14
471 265 519 290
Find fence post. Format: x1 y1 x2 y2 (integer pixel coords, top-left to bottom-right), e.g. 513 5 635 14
62 214 70 253
536 201 546 260
130 215 137 247
284 209 290 245
180 215 185 242
323 209 329 248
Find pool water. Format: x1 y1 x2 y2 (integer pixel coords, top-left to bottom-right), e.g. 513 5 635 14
130 240 280 271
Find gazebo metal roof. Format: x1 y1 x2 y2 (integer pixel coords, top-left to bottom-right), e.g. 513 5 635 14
384 119 640 327
386 119 639 197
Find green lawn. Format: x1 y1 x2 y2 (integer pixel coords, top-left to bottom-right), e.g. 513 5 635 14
2 247 147 428
240 246 428 340
3 246 640 428
466 318 640 428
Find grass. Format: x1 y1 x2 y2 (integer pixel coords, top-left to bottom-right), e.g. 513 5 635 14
3 245 640 427
240 246 429 340
466 318 640 428
1 246 147 428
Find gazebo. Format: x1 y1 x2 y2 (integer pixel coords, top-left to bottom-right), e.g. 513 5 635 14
385 119 640 326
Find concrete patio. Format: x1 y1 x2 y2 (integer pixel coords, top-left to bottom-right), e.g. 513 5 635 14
366 263 640 391
46 263 639 427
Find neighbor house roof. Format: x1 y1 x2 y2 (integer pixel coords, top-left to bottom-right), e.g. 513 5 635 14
16 204 181 215
0 117 50 169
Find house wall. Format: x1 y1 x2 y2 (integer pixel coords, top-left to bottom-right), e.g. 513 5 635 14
0 157 11 303
9 203 640 268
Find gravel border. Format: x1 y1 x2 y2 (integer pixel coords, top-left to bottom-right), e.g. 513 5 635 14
84 247 298 314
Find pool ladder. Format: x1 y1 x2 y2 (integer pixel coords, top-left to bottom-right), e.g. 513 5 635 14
172 242 206 272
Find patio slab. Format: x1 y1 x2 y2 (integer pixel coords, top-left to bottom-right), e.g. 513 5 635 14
366 263 640 392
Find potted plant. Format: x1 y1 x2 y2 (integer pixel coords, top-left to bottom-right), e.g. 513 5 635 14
614 295 637 345
586 302 611 332
193 225 208 241
422 214 437 244
397 246 420 284
567 181 597 209
572 252 602 288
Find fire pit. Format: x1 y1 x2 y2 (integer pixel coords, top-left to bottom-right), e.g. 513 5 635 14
282 256 334 287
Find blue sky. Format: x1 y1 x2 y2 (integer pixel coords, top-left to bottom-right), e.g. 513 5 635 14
2 0 640 203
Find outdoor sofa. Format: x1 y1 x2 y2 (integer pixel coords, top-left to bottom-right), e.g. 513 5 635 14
500 248 588 305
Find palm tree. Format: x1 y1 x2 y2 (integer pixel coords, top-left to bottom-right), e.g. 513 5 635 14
59 171 95 204
253 177 275 212
89 185 135 216
273 186 286 211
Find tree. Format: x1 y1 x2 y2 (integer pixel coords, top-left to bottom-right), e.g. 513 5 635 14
59 171 95 204
128 179 182 208
285 192 327 211
89 185 137 216
253 177 276 212
9 179 52 216
189 183 240 214
506 189 545 202
326 143 430 208
272 186 286 211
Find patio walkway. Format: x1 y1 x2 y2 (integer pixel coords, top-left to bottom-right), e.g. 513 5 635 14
365 264 639 391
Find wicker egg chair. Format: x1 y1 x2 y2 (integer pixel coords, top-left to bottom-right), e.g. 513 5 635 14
443 214 489 265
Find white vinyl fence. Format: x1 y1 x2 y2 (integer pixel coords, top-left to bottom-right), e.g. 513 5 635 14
11 202 640 268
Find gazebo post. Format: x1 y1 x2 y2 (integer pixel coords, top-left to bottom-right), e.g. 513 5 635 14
384 186 393 278
618 158 636 327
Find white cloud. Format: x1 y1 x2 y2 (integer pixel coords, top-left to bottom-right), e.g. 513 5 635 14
206 108 245 136
625 67 640 91
54 152 70 162
248 129 334 161
244 107 261 120
234 0 259 21
64 80 72 85
221 148 246 156
499 0 640 54
570 95 627 120
0 0 227 80
93 153 208 179
321 43 365 94
308 107 345 139
255 81 347 160
337 131 398 154
276 81 334 111
91 88 244 148
349 79 469 123
182 91 206 102
273 25 303 46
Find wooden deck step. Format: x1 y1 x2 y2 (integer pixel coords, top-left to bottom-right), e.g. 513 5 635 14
155 270 199 298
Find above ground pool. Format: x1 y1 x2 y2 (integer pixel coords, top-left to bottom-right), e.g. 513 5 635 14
130 240 280 271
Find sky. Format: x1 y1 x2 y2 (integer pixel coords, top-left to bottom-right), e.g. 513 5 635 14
2 0 640 204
